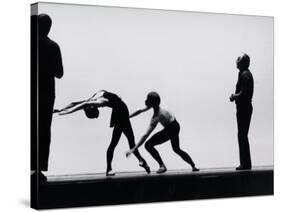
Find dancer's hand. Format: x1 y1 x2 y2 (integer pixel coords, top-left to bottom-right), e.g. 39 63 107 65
59 109 71 115
53 109 61 113
126 149 134 158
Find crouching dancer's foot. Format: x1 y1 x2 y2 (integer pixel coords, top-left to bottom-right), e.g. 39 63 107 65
236 165 251 170
192 167 200 172
106 170 115 176
139 161 151 174
156 165 167 174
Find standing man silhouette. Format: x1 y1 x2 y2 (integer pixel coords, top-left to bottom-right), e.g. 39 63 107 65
230 54 254 170
38 14 64 182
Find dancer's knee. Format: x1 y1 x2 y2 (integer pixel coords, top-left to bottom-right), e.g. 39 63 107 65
171 142 180 153
172 146 182 154
145 142 153 151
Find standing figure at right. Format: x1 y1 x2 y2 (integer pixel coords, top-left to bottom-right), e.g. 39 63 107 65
230 53 254 170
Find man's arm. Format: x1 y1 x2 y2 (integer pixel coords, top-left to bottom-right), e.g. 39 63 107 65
53 43 64 79
230 75 249 102
230 91 242 102
237 75 250 99
130 107 150 118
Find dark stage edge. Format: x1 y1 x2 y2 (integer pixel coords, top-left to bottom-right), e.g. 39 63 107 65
32 166 273 209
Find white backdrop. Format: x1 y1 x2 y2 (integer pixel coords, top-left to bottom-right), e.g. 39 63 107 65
37 3 273 175
0 0 280 212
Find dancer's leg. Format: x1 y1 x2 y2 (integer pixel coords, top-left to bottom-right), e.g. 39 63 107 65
123 121 144 161
170 135 196 168
169 122 199 171
145 129 170 173
106 126 122 175
122 121 150 173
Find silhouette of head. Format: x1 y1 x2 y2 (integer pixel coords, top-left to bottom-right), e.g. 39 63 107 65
236 53 250 70
145 92 161 108
39 14 52 37
84 105 99 119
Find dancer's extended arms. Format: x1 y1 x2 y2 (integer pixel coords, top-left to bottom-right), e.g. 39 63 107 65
59 101 89 115
55 90 105 114
54 100 87 114
64 100 87 110
59 97 108 115
130 107 150 118
126 117 158 157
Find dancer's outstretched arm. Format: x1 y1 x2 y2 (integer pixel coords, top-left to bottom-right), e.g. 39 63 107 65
54 90 106 114
126 117 158 157
59 97 109 116
63 100 87 110
59 101 89 115
58 90 104 112
53 99 88 114
130 107 150 118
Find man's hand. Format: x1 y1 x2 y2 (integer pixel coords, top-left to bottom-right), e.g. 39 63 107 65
229 94 235 102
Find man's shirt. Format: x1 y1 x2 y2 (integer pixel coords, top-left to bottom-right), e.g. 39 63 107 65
39 36 63 97
235 70 254 106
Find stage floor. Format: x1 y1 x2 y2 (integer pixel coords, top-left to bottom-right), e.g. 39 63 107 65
32 166 273 209
47 166 273 183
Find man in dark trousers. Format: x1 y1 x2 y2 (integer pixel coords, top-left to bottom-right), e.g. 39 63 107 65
38 14 64 181
230 53 254 170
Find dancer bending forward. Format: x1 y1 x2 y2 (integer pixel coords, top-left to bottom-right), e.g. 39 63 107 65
59 90 150 176
126 92 199 174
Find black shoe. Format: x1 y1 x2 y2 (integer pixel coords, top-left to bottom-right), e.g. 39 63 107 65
139 161 151 174
236 165 251 170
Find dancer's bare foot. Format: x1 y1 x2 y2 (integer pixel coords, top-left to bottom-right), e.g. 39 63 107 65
106 170 115 176
192 167 200 172
156 165 167 174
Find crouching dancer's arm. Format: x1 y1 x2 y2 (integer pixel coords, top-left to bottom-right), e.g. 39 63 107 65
126 117 158 157
130 107 150 118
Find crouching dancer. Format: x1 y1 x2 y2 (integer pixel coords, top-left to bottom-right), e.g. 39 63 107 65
126 92 199 174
